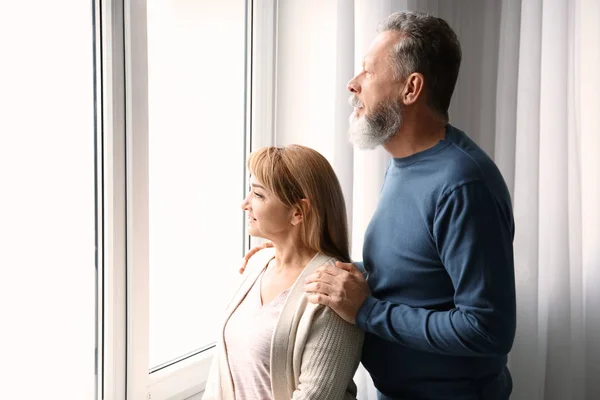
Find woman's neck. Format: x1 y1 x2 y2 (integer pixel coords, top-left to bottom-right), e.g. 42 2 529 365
270 241 316 271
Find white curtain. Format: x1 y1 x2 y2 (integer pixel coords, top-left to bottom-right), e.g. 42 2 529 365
505 0 600 399
274 0 600 399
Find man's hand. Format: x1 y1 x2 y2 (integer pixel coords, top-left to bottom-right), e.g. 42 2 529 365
304 261 370 324
239 241 274 274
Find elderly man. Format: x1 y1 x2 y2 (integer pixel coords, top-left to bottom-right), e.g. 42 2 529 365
244 11 516 400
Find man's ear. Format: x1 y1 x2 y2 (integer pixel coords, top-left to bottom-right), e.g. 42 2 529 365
291 199 310 226
401 72 425 106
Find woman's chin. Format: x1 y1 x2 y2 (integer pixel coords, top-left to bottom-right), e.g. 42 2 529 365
247 228 265 239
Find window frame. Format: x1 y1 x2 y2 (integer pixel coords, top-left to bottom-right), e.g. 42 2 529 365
95 0 128 399
96 0 278 398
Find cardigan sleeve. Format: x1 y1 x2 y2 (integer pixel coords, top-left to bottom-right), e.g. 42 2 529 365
292 305 364 400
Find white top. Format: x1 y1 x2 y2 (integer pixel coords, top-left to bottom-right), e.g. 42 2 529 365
203 249 364 400
224 269 290 400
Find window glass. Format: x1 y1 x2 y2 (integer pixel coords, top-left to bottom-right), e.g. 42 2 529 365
0 2 95 398
147 0 248 368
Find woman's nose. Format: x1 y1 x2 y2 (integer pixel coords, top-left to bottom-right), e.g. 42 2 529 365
240 194 250 210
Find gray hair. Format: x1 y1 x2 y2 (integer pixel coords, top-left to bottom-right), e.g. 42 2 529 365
378 12 462 120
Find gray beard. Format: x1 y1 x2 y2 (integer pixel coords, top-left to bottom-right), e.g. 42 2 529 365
348 99 403 150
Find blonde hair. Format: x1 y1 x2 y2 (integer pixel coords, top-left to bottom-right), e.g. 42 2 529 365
247 145 350 263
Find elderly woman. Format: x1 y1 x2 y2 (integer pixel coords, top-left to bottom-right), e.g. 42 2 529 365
203 145 363 400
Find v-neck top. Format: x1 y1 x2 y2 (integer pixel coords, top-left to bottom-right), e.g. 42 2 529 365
224 268 291 400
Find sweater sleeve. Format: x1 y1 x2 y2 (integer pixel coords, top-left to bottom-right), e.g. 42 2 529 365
292 306 364 400
355 181 516 356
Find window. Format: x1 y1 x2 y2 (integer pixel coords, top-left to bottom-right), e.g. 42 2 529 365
0 2 95 399
0 0 277 398
147 0 249 369
97 0 276 398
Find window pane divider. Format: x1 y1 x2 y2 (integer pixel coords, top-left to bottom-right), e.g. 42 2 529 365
124 0 150 399
97 0 128 399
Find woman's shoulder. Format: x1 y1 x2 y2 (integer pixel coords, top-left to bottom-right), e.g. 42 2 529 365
302 253 337 276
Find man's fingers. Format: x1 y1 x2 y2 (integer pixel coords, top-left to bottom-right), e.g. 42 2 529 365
243 247 258 263
336 261 365 277
314 264 345 277
335 261 355 272
336 261 366 279
314 261 361 277
240 255 251 274
306 293 332 306
240 241 275 274
304 281 334 296
244 242 273 261
304 270 339 285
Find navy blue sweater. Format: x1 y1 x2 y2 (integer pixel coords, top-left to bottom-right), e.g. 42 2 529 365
355 125 516 400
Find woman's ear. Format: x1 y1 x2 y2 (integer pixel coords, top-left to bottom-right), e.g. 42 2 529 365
291 199 310 226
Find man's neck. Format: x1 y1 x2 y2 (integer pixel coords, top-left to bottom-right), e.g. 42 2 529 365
384 115 447 159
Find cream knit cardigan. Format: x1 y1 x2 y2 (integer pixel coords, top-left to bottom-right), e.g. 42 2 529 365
203 248 364 400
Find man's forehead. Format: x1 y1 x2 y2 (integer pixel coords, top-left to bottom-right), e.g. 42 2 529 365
365 31 402 61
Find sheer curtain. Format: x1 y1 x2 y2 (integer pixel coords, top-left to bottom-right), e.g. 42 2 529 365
274 1 600 399
505 1 600 399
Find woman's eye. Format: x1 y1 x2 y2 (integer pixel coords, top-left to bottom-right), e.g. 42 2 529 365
253 192 263 199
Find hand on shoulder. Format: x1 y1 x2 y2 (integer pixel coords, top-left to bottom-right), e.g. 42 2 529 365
304 261 370 325
239 241 274 274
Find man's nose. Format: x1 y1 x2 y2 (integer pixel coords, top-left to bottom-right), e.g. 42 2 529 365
347 75 360 93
